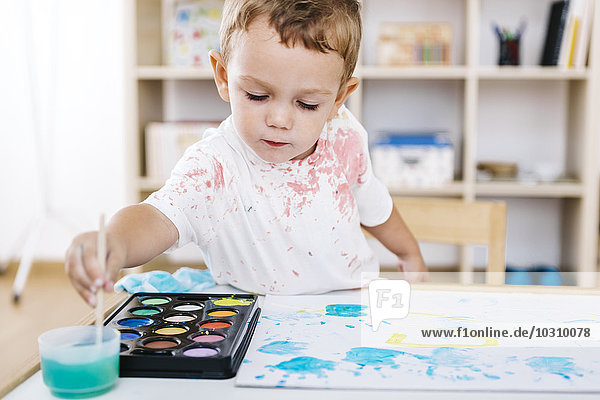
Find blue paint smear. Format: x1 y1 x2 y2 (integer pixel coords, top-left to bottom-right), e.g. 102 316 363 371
255 374 265 379
325 304 367 317
271 357 336 378
525 356 583 380
420 348 475 368
258 340 307 355
343 347 403 367
483 373 500 380
345 324 355 328
415 348 476 379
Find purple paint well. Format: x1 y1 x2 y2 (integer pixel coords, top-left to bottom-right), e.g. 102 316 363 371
183 347 218 357
192 334 225 343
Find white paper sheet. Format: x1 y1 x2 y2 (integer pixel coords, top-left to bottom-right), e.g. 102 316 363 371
236 290 600 391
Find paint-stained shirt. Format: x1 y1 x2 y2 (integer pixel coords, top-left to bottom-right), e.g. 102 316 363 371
143 105 393 295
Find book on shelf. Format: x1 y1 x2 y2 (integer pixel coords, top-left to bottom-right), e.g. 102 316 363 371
376 22 452 66
540 0 570 66
569 0 595 68
145 121 221 181
163 0 224 66
542 0 595 67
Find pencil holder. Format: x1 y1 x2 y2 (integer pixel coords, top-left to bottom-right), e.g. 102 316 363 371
498 37 520 65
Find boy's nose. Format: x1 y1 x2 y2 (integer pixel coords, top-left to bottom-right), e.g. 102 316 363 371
266 102 293 130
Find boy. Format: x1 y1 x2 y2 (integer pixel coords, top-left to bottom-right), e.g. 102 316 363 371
66 0 427 306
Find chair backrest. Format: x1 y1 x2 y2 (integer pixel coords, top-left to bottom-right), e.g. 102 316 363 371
392 197 507 285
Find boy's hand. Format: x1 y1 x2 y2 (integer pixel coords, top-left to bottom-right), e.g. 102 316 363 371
398 256 430 282
65 231 126 307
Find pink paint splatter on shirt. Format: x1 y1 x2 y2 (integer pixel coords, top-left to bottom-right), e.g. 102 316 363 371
292 270 300 277
212 159 225 189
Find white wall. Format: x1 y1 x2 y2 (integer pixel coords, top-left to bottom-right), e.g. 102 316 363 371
0 0 126 262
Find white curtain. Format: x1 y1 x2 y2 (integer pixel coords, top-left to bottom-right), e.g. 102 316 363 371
0 0 126 261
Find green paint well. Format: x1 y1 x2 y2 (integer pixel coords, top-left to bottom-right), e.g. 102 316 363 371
131 308 160 316
140 297 170 305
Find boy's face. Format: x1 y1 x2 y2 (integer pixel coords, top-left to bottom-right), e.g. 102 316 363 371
210 16 358 163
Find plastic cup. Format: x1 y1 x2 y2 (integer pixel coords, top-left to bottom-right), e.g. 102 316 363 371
38 326 120 398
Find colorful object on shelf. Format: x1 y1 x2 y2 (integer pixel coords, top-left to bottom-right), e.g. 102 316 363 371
493 20 526 65
377 22 452 66
164 0 224 66
106 292 260 378
505 265 564 286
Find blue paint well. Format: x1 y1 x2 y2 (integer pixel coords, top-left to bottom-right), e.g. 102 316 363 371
525 356 583 380
258 340 307 355
271 356 336 378
117 318 152 328
119 331 140 340
343 347 403 367
325 304 367 317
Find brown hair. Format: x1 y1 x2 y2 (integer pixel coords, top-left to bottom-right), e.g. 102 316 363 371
219 0 362 86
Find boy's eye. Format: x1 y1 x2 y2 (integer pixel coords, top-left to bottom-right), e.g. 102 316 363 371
297 101 319 111
246 92 268 102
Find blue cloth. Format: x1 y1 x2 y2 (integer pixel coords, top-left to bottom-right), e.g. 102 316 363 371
114 267 216 293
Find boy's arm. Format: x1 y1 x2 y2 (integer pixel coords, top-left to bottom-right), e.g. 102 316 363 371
65 204 178 306
362 207 429 281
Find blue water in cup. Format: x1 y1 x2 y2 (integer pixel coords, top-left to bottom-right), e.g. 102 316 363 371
38 326 120 398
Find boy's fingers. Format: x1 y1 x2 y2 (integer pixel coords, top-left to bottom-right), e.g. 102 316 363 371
81 240 103 290
72 279 96 307
65 243 95 292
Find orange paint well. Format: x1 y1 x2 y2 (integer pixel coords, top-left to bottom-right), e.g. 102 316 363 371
200 321 232 329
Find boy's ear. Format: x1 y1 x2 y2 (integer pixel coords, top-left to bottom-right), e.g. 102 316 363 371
209 49 230 102
328 77 360 120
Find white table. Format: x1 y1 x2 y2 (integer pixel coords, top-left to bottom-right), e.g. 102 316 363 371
7 370 599 400
6 284 600 399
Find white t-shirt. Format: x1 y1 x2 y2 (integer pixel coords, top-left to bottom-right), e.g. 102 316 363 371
144 105 392 294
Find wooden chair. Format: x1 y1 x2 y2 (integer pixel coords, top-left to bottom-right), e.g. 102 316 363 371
390 197 507 285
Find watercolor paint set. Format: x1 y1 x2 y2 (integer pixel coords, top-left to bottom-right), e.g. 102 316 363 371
104 292 261 379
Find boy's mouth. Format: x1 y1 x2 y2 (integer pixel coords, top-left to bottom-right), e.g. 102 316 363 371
263 139 288 147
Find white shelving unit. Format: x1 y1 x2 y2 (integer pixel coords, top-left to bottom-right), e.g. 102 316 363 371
125 0 600 285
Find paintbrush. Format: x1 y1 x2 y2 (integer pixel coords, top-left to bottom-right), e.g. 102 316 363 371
95 214 106 344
